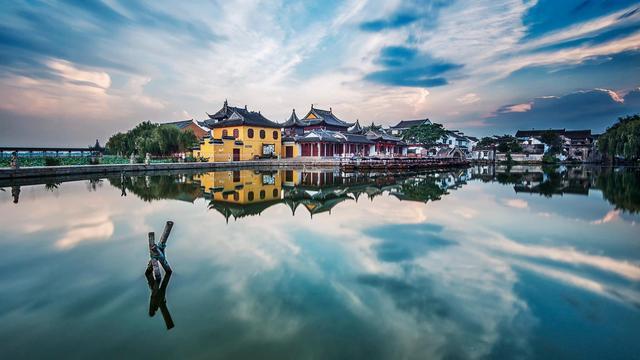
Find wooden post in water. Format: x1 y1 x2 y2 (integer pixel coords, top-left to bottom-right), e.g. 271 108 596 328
147 232 162 281
157 221 173 274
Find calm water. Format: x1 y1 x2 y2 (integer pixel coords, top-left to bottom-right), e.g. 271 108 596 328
0 166 639 359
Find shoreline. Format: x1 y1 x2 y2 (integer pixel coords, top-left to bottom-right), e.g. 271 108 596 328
0 158 468 180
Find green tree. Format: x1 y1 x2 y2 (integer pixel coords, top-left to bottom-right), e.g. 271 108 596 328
106 121 198 156
540 131 563 155
598 114 640 161
496 136 522 153
364 122 382 132
477 137 496 147
402 123 447 147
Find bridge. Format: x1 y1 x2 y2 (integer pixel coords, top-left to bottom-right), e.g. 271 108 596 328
0 146 105 157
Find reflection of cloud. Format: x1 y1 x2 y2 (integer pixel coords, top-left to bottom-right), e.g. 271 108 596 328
453 207 477 219
504 199 528 209
512 259 640 308
591 210 621 224
55 215 114 250
487 233 640 281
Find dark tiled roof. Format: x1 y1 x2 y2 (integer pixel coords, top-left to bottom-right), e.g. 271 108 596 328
282 109 306 128
515 129 593 139
303 106 352 128
347 120 364 134
294 129 374 144
564 130 592 139
515 129 565 138
344 133 375 144
390 119 431 129
366 130 403 143
161 119 195 129
206 104 281 129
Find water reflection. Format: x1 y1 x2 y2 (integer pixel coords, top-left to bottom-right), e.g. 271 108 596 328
471 165 640 213
0 166 639 359
104 169 474 221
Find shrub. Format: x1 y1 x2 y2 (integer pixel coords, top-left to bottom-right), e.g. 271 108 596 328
44 157 62 166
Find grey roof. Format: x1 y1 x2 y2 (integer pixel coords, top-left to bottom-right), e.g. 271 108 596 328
162 119 195 129
302 106 352 128
390 118 431 129
205 101 281 128
295 129 374 144
366 130 404 143
515 129 592 139
347 120 364 134
515 129 565 138
344 133 375 144
282 109 306 127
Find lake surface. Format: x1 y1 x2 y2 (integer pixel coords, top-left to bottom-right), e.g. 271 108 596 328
1 165 639 359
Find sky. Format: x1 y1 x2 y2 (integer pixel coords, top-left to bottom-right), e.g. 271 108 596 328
1 0 639 146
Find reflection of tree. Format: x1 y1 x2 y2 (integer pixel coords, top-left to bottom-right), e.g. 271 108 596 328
596 168 640 213
495 171 524 185
536 170 564 197
44 182 60 192
108 175 202 202
392 177 448 203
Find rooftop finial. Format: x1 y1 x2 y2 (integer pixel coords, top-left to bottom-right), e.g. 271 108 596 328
311 104 314 109
244 105 247 110
223 99 228 113
292 108 296 114
330 107 332 113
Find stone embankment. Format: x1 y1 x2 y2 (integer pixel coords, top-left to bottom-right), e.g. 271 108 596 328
0 158 468 180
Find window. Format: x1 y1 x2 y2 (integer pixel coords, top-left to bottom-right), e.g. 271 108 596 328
262 144 275 156
248 129 254 138
222 129 228 137
248 191 254 201
260 130 266 139
233 129 239 138
233 192 239 201
273 189 278 197
259 190 266 199
233 171 240 182
262 174 275 185
273 131 279 140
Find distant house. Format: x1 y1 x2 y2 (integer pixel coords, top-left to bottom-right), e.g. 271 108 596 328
438 130 471 151
514 128 598 162
389 118 431 136
162 119 210 139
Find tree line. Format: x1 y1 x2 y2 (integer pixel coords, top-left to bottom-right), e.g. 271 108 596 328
106 121 199 156
598 114 640 162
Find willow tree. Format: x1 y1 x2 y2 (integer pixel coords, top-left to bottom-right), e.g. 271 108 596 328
598 114 640 161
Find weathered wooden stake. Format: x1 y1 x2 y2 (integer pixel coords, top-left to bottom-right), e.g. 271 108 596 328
157 221 173 274
148 232 162 281
159 221 174 249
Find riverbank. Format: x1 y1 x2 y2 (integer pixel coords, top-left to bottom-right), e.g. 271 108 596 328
0 157 469 180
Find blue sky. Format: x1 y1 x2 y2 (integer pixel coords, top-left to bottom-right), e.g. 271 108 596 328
1 0 640 145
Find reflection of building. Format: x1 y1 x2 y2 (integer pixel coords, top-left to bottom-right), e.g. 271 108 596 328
194 101 282 162
195 170 282 221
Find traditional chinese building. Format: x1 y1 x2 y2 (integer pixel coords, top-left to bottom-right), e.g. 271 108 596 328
194 101 282 161
281 106 405 158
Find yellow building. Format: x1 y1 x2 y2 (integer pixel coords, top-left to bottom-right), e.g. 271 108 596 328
194 101 282 162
